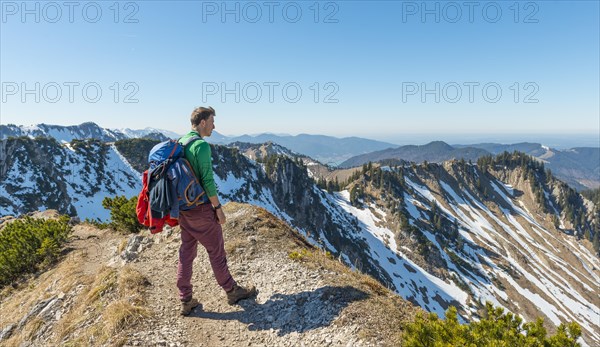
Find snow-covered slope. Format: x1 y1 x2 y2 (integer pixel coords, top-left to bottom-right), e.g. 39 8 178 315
330 190 468 316
321 162 599 346
0 122 174 142
207 147 599 345
117 127 181 140
1 122 125 143
0 138 140 220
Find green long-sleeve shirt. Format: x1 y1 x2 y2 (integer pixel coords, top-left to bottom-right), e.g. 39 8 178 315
179 131 218 197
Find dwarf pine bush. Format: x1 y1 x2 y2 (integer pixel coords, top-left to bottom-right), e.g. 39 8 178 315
102 196 141 234
0 216 72 286
403 302 582 347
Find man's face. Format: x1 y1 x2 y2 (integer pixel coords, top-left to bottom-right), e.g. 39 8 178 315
200 114 215 137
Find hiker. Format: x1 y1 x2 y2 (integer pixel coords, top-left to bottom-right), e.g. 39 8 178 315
177 106 257 315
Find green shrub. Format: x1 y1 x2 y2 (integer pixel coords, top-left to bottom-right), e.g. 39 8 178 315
37 237 61 267
102 196 141 234
0 216 72 286
288 249 312 261
403 302 581 347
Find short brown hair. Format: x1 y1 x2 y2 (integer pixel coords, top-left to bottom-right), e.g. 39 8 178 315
190 106 216 126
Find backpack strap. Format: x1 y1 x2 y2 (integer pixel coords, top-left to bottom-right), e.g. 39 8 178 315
181 135 201 147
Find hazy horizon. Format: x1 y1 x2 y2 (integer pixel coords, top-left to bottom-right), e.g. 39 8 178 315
2 120 598 149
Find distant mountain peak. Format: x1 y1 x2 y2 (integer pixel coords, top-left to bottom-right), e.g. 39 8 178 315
422 141 453 150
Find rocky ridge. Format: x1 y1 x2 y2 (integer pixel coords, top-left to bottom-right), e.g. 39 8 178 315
0 203 418 346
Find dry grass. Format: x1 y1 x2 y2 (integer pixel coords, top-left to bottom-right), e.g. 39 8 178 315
2 334 24 347
225 203 312 249
359 276 389 296
103 299 150 336
0 316 46 347
85 267 118 304
117 239 128 254
224 237 248 255
100 266 151 343
0 246 89 333
25 317 45 340
55 265 150 345
118 265 149 296
1 220 153 346
111 336 130 347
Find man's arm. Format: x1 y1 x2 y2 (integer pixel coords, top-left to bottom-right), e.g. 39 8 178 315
208 195 226 225
192 142 226 224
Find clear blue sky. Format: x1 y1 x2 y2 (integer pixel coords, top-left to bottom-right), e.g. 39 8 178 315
1 1 599 146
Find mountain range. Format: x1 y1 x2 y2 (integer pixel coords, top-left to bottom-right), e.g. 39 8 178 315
3 122 598 191
0 122 169 143
0 122 598 345
340 141 600 191
211 133 397 166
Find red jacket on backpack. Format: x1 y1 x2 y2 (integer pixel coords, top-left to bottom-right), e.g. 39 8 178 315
136 170 178 233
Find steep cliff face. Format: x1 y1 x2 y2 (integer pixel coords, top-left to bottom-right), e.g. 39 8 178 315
336 159 599 345
0 137 140 220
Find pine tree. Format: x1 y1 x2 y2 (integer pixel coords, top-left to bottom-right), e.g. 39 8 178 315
350 185 361 206
552 214 560 229
435 215 442 231
579 213 587 232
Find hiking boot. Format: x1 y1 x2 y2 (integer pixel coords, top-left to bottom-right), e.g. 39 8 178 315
180 297 199 316
226 283 257 305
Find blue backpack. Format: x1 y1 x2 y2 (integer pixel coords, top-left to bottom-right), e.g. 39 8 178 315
147 136 209 219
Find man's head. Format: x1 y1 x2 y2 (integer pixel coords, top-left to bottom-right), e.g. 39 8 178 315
190 106 216 137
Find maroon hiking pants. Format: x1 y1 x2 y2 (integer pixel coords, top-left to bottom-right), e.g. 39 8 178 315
177 204 235 301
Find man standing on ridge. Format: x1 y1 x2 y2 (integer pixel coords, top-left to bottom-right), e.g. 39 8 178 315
177 106 257 316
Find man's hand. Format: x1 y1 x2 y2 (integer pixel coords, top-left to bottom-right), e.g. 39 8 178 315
216 208 227 225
